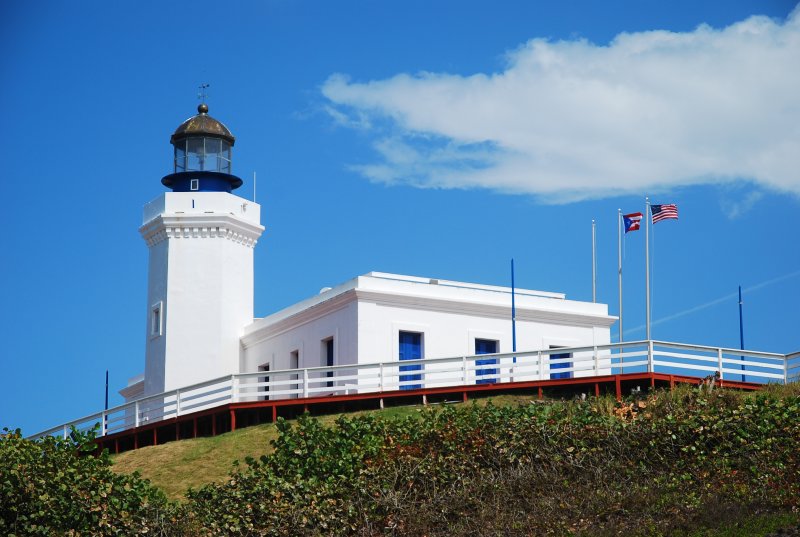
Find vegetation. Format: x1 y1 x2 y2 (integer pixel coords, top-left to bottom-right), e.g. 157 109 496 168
4 387 800 536
0 427 187 536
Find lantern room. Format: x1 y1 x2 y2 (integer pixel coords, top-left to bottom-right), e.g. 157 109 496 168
161 103 243 192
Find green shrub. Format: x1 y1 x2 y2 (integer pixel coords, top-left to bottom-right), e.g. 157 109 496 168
0 427 190 536
188 388 800 536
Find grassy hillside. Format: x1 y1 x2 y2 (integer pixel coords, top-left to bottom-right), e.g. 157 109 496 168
111 398 451 498
107 387 800 536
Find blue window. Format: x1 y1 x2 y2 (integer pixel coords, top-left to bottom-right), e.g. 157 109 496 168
475 339 498 384
550 347 573 379
399 331 422 390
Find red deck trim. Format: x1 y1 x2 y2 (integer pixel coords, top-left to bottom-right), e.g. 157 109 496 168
99 372 762 452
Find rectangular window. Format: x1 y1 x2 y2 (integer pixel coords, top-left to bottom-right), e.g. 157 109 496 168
190 178 199 191
290 350 299 398
399 331 422 390
323 338 334 388
475 339 499 384
549 346 573 380
150 302 162 338
259 364 270 401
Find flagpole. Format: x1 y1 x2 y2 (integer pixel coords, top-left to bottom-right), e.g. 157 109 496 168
592 220 597 302
511 258 517 363
739 285 746 382
645 197 651 342
617 209 623 343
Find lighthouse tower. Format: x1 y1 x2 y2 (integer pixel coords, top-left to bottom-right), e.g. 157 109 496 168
139 104 264 396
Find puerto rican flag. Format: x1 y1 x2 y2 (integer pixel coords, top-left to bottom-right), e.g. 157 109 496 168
623 212 643 233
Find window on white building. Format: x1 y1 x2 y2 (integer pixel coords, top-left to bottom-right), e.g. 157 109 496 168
259 363 270 401
475 339 499 384
150 302 162 338
322 337 334 388
549 346 573 379
190 178 199 191
399 331 423 390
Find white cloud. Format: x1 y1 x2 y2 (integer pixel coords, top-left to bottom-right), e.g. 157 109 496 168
322 8 800 203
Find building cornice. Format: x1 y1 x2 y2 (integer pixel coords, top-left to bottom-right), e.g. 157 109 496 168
139 213 265 248
353 289 617 328
241 290 357 348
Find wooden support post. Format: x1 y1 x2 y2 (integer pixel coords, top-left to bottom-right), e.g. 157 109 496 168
212 415 217 436
153 428 157 446
272 405 277 422
670 375 675 389
650 375 655 389
538 386 543 400
115 439 119 455
379 398 384 409
594 383 600 397
615 376 622 401
230 410 236 432
193 417 198 439
134 433 138 450
462 391 468 402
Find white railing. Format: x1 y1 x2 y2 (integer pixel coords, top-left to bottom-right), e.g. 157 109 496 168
30 339 797 440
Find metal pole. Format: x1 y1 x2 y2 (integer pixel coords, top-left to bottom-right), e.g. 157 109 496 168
511 259 517 362
739 285 746 382
592 220 597 302
104 370 109 410
617 209 623 343
645 197 651 342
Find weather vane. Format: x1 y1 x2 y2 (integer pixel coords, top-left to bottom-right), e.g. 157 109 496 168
198 83 210 103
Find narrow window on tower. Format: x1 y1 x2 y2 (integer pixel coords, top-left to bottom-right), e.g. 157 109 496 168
150 302 163 338
190 178 199 191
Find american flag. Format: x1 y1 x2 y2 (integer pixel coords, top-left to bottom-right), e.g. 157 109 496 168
651 203 678 224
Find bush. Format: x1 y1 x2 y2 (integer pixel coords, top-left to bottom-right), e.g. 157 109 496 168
188 388 800 536
0 427 189 536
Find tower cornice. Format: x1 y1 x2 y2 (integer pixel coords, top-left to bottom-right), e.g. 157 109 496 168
140 213 265 248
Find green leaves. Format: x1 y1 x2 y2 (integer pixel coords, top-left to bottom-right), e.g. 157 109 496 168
0 427 189 536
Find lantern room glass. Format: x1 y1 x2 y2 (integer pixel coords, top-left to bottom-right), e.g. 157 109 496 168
174 137 232 173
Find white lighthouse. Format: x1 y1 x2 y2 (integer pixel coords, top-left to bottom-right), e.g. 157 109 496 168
138 104 264 397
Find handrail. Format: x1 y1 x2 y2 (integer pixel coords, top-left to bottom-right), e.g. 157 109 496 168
28 339 799 439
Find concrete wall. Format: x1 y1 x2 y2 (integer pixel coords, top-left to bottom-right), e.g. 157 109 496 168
141 192 263 396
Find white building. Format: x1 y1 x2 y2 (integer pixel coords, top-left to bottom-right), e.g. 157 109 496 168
122 105 616 403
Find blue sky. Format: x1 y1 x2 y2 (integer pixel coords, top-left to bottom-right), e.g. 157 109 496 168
1 0 798 434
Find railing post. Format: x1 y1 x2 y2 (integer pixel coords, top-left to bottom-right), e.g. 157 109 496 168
717 348 724 380
785 356 789 385
63 424 68 440
176 389 181 417
303 369 309 398
231 375 239 403
101 411 107 437
593 346 599 376
462 355 467 384
647 340 654 373
135 401 140 428
379 362 384 392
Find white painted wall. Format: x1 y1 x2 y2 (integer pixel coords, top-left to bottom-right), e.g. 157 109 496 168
140 192 263 396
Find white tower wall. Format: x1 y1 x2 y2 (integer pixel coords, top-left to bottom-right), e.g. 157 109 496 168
141 192 263 395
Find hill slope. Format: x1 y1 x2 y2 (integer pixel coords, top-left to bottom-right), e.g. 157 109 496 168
110 387 800 536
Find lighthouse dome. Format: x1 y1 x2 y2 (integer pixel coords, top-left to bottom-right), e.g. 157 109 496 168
170 103 236 145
